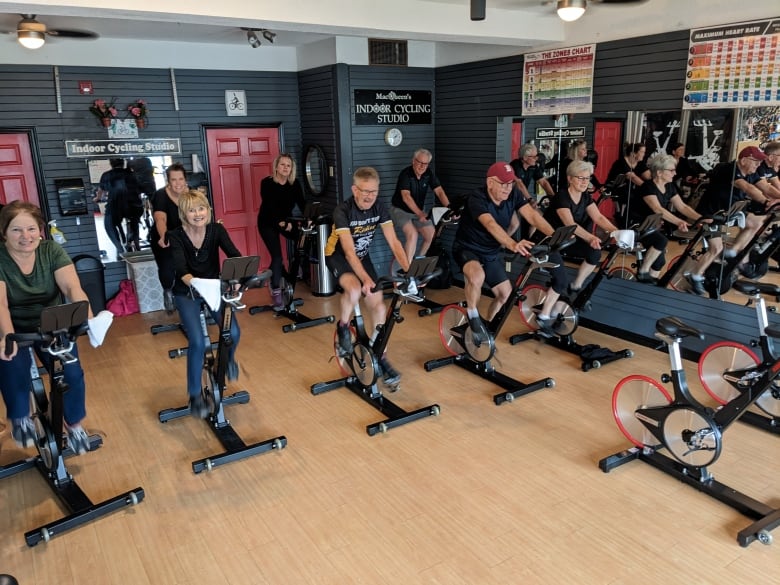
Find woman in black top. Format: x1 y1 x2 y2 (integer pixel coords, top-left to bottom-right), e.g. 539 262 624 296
257 153 305 310
606 142 648 226
544 160 619 293
151 163 188 309
169 190 242 417
629 153 702 283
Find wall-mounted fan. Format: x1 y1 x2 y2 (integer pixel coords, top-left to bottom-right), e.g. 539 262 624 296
15 14 99 49
470 0 649 22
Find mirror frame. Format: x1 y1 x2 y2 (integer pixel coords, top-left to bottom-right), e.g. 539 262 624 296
304 144 328 195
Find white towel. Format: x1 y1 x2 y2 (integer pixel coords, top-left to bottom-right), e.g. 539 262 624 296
611 230 635 250
190 278 222 312
87 310 114 348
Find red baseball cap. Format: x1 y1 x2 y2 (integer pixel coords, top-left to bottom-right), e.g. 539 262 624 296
738 145 767 161
486 161 517 183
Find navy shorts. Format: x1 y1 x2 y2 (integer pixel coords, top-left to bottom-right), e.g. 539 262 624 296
452 243 509 289
326 252 378 283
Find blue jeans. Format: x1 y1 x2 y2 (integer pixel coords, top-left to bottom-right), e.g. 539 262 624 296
0 342 87 425
174 293 240 398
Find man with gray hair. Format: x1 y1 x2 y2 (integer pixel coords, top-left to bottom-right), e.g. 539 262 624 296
391 148 452 261
509 143 555 202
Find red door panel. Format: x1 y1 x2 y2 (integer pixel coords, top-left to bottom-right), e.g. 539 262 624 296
0 133 41 207
593 120 623 186
206 128 280 267
511 121 522 160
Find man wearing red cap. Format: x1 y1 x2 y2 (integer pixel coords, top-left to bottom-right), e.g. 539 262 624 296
686 146 774 295
453 161 555 344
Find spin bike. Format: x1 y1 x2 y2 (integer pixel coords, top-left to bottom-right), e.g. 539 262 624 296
424 225 576 405
417 204 466 317
658 200 748 291
159 256 287 473
249 201 335 332
701 202 780 298
510 215 662 371
698 279 780 435
311 256 442 436
0 301 145 546
599 315 780 547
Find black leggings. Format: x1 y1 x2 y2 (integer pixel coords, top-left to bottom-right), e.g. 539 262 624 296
639 231 668 271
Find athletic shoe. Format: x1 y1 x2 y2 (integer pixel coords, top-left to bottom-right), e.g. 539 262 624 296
635 272 658 284
11 417 35 449
379 355 401 386
686 274 706 296
227 359 239 382
536 315 555 338
566 284 581 298
336 322 353 356
189 394 210 419
271 288 284 311
164 289 175 314
468 316 489 347
65 424 91 455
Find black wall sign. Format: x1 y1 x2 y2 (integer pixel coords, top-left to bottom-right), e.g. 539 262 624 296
65 138 182 158
354 90 432 125
535 127 587 140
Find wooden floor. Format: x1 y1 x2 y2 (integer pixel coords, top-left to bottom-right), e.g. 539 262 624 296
1 284 778 584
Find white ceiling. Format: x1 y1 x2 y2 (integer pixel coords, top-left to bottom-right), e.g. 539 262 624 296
0 1 777 69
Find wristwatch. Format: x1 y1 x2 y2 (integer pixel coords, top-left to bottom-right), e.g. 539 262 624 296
384 127 403 147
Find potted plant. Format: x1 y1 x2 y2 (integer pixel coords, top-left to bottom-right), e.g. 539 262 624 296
89 98 118 127
127 99 148 129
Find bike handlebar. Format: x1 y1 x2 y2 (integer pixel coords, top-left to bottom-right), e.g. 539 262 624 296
4 322 88 357
369 268 443 295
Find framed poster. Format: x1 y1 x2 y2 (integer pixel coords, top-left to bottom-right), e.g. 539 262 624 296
225 90 247 116
683 19 780 109
522 44 596 116
684 109 734 171
641 112 682 158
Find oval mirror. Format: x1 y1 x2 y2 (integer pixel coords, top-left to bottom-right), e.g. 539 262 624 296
304 145 328 195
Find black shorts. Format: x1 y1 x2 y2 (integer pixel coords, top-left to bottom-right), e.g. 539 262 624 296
451 243 509 289
326 252 378 283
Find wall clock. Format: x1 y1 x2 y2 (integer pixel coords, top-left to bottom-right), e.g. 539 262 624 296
384 127 403 147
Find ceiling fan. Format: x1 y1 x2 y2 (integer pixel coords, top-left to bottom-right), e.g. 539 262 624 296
15 14 99 50
470 0 649 22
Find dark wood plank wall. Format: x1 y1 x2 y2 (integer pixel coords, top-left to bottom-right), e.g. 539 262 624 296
346 66 436 275
0 65 303 300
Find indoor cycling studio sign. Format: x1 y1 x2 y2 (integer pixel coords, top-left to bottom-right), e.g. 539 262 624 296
354 90 432 125
65 138 182 158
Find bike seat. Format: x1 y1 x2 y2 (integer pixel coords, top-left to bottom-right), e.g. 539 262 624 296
656 316 704 340
733 279 780 298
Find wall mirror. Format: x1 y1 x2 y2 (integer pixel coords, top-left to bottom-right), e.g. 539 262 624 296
498 105 780 313
304 144 328 195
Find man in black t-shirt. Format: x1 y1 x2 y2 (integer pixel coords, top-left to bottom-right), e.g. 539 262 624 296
509 143 555 202
390 148 451 261
687 146 771 295
326 166 410 385
453 161 556 342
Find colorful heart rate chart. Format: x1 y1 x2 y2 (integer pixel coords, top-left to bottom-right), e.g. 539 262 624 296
683 19 780 109
522 44 596 116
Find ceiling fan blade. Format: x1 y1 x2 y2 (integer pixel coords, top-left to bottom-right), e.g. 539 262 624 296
470 0 486 21
47 29 99 39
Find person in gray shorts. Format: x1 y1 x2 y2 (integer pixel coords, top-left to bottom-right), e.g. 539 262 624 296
390 148 452 261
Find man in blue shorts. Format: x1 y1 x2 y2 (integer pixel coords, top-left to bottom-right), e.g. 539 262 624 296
325 166 410 384
453 161 557 342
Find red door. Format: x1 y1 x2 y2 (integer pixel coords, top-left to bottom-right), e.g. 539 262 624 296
511 121 523 160
593 120 623 185
206 127 280 266
0 133 41 207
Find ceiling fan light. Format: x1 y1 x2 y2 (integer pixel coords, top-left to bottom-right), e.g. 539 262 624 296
18 30 45 49
261 29 276 44
557 0 587 22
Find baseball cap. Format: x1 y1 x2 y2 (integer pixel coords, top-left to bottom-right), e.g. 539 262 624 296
486 161 517 183
738 145 767 161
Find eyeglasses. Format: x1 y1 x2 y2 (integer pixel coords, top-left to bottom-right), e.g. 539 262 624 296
571 175 590 181
489 177 514 188
413 158 431 166
662 168 676 172
355 186 379 196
